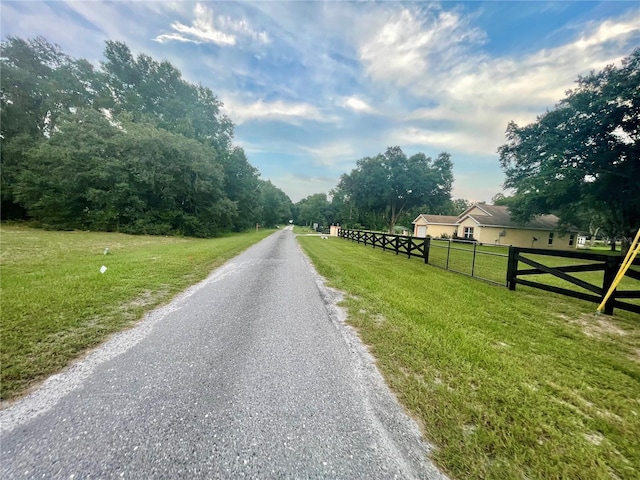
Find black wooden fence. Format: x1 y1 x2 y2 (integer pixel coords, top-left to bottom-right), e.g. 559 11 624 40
338 229 508 285
507 247 640 315
339 228 431 262
338 228 640 315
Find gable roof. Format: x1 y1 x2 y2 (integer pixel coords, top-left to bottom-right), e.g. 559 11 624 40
460 204 563 230
412 214 459 225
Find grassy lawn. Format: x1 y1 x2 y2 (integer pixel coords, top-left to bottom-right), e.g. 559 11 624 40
0 224 273 401
298 236 640 480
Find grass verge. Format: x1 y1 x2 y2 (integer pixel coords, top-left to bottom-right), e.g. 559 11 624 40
298 236 640 480
1 224 273 401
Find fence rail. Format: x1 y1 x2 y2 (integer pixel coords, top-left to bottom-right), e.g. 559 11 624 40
507 246 640 315
340 228 431 262
338 229 640 315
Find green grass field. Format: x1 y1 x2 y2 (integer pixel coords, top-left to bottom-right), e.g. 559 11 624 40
298 235 640 480
0 224 273 401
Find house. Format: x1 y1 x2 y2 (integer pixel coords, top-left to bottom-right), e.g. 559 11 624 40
412 214 459 239
412 204 579 250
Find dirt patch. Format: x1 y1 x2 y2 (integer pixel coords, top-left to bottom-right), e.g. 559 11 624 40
463 424 477 436
584 431 604 445
570 313 628 339
125 288 169 309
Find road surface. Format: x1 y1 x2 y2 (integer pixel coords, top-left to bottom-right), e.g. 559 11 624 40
1 227 446 479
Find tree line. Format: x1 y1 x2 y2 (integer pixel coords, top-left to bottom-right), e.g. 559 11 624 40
1 36 294 236
293 146 462 232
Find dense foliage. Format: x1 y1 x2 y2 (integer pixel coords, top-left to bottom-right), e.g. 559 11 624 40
294 193 334 228
498 48 640 246
331 146 454 232
1 36 293 235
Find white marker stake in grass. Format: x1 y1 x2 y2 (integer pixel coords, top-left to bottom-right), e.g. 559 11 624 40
100 265 107 274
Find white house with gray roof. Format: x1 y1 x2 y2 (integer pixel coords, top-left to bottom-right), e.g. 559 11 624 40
413 204 579 250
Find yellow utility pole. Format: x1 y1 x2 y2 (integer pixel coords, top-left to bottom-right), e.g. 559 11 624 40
597 228 640 313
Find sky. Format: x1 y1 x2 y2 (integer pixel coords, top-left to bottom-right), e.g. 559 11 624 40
2 1 639 203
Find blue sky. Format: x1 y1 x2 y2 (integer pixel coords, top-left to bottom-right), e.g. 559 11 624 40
2 1 639 203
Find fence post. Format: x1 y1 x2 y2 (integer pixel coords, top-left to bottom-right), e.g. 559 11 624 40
506 246 518 290
395 235 400 255
471 242 477 277
446 240 451 270
601 256 620 315
423 237 430 264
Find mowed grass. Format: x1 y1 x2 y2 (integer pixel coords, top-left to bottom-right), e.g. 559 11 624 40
1 224 273 401
297 236 640 480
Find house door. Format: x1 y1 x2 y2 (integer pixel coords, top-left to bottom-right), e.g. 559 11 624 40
416 225 427 237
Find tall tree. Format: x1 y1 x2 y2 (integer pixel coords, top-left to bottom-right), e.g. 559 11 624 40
499 49 640 250
336 147 453 232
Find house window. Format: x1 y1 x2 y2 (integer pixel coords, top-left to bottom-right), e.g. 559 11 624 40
569 234 575 246
463 227 474 239
548 232 554 245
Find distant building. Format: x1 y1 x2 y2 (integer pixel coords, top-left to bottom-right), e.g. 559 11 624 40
412 204 579 250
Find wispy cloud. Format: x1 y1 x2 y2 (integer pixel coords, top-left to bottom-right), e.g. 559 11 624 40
221 95 332 126
299 142 357 168
358 6 485 89
269 173 340 202
154 2 268 46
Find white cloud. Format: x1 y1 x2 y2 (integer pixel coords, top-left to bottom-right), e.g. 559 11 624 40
154 2 268 46
339 96 376 114
154 33 199 44
221 96 331 125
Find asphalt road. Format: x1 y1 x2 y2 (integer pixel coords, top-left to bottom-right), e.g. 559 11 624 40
1 227 446 479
